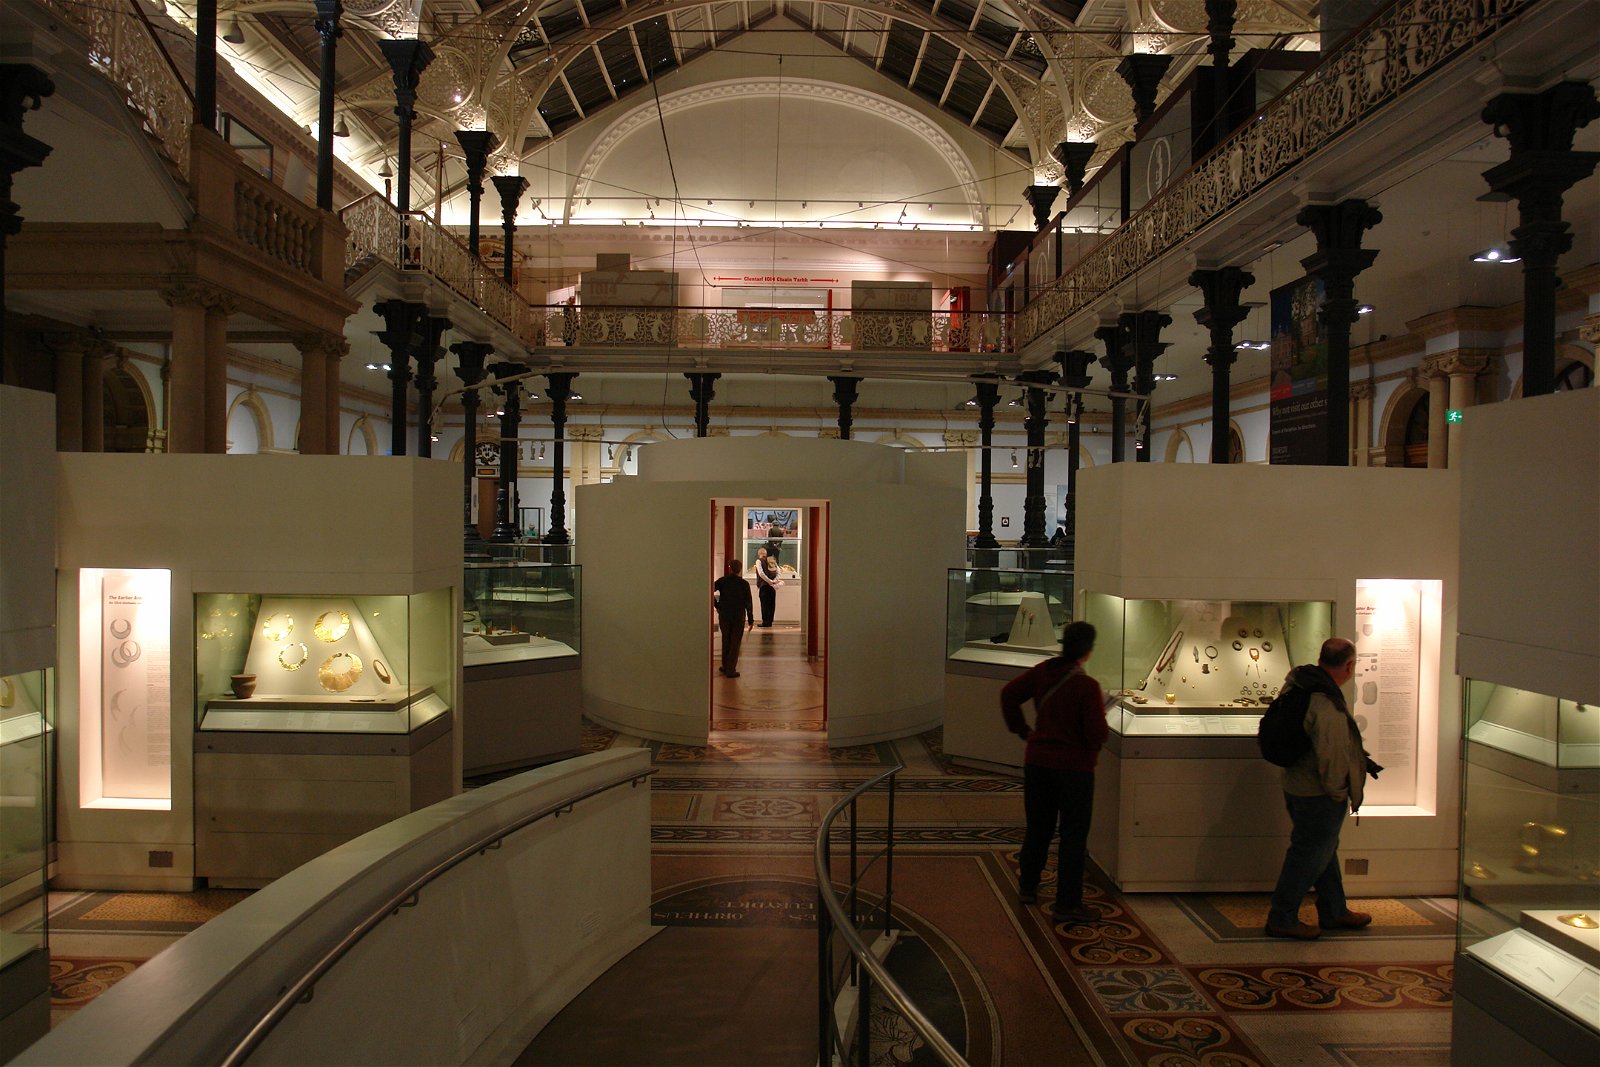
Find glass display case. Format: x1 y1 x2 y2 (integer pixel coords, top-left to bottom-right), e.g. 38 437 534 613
946 568 1072 665
462 563 581 666
194 590 454 734
1458 680 1599 1032
0 669 51 973
743 507 802 577
1081 594 1333 736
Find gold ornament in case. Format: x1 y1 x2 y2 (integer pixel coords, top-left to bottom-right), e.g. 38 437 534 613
1558 912 1598 929
262 613 295 642
0 677 13 708
373 659 392 684
278 642 309 671
318 652 363 692
313 610 351 643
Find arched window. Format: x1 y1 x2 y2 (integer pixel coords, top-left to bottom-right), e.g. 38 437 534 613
1227 424 1245 464
1403 393 1430 468
102 363 152 452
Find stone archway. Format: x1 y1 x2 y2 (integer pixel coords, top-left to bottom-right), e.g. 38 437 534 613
225 389 274 454
1164 428 1193 463
1379 382 1430 468
102 361 153 452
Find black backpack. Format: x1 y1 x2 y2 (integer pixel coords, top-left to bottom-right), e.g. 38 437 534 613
1257 683 1314 767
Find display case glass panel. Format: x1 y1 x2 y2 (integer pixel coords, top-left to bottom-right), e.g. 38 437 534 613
743 507 802 577
0 669 51 972
1081 593 1333 736
1459 680 1599 1032
77 568 173 809
461 564 581 666
194 589 455 734
946 568 1072 666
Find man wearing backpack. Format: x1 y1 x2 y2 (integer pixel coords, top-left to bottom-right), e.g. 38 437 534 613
1265 637 1375 940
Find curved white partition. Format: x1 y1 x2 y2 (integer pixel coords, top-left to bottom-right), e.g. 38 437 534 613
16 749 654 1066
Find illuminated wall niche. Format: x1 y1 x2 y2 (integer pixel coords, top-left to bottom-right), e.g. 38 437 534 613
77 568 172 809
1353 577 1444 813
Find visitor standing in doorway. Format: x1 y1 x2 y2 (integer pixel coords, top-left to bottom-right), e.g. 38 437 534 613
755 547 780 628
1000 621 1108 923
713 560 754 677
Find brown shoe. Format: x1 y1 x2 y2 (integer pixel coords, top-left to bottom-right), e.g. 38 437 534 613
1265 922 1322 940
1322 911 1373 929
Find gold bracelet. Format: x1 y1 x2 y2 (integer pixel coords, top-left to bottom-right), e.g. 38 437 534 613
372 659 392 684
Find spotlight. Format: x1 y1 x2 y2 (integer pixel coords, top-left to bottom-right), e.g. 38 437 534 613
1234 340 1270 351
1357 304 1375 315
1010 449 1018 468
1472 246 1521 263
1155 372 1179 382
607 444 615 461
625 447 634 463
222 18 245 45
538 443 546 459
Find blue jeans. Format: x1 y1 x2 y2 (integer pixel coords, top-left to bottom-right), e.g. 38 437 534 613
1267 792 1349 928
1019 765 1095 910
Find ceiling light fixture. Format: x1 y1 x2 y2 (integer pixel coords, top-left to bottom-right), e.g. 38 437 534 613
222 18 245 45
332 116 350 137
1357 304 1375 315
1235 339 1270 351
1472 246 1521 263
378 160 393 178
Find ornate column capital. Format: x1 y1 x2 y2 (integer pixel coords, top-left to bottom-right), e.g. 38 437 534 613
816 428 840 439
292 331 348 360
1579 315 1600 344
160 281 237 315
1349 380 1375 402
1422 349 1494 379
944 430 978 447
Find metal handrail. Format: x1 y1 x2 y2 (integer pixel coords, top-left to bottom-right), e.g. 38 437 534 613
220 766 653 1067
814 763 969 1067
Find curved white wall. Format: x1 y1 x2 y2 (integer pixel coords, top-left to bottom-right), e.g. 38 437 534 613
575 438 966 746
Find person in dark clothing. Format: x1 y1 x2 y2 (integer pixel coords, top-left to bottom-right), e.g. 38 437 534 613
1000 621 1109 924
754 547 780 627
712 560 755 677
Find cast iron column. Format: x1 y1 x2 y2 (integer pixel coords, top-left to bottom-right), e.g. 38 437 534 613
1203 0 1237 154
490 174 528 285
1481 82 1600 397
829 375 860 439
0 64 53 378
972 380 1001 550
1053 351 1095 545
313 1 342 211
415 314 450 457
377 38 434 214
1191 266 1254 464
1298 200 1381 465
1023 184 1059 231
685 372 719 437
454 130 499 261
452 341 492 545
1096 320 1132 462
1053 141 1097 201
1018 370 1055 547
488 363 522 543
373 299 426 455
1126 310 1171 461
543 373 576 546
195 0 217 132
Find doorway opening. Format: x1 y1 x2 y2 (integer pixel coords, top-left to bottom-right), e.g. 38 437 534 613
710 499 828 740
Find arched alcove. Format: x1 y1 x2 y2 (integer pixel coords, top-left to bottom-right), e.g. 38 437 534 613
1379 383 1430 468
347 416 378 456
1164 428 1194 463
1226 422 1246 464
225 389 273 454
102 361 152 452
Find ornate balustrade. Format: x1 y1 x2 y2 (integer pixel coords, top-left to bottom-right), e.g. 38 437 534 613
47 0 193 175
234 166 317 276
340 194 542 347
1018 0 1542 346
539 304 1011 355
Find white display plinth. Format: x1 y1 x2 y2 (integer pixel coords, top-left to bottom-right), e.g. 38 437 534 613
1076 464 1462 894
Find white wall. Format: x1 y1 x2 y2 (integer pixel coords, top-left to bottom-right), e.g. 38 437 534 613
575 437 964 745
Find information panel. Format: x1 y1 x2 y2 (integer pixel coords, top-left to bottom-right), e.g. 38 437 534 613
80 568 172 805
1354 578 1422 807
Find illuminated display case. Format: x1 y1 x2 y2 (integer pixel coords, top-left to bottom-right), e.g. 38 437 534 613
0 669 51 972
1458 680 1599 1038
743 506 802 575
1080 593 1333 736
195 590 454 735
946 568 1071 665
462 564 581 666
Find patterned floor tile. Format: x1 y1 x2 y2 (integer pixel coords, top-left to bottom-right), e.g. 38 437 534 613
710 794 818 823
1119 1016 1266 1067
1196 962 1454 1011
1081 966 1214 1014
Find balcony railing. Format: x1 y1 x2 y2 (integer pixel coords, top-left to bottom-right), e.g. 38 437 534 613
1018 0 1543 347
531 303 1012 355
341 193 544 348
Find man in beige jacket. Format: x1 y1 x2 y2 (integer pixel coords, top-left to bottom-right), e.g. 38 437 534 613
1265 637 1375 940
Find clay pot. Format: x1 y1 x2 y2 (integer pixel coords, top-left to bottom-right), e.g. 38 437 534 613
230 673 257 699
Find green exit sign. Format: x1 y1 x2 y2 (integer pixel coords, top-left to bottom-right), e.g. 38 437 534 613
1446 409 1464 423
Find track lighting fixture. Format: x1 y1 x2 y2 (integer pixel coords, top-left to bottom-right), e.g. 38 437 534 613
1010 449 1018 468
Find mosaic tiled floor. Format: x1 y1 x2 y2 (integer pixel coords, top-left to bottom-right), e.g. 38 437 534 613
26 716 1457 1065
